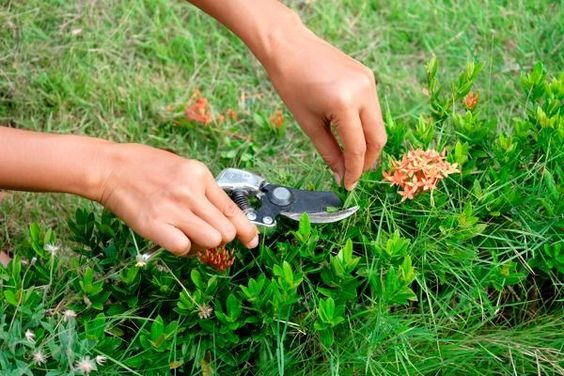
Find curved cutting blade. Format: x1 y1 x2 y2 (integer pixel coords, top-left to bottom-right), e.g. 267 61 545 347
280 206 359 224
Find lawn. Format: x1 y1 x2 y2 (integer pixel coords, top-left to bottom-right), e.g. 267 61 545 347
0 0 562 375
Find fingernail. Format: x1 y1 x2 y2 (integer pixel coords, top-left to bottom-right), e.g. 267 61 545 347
248 234 259 249
371 159 382 171
334 172 342 186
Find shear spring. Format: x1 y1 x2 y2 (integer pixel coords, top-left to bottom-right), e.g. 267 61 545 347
231 191 252 213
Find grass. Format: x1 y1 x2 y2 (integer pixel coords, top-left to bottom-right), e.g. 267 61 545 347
1 0 563 375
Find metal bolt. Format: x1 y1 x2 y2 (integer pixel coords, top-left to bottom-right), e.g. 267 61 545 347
246 212 257 221
262 216 274 225
270 186 292 206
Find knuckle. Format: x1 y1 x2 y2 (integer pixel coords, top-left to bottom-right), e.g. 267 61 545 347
375 133 388 149
348 144 367 158
210 232 223 248
369 137 387 151
173 186 194 203
172 240 191 257
223 224 237 243
380 133 388 147
319 151 340 166
362 67 376 85
188 160 211 179
223 200 241 218
332 92 354 111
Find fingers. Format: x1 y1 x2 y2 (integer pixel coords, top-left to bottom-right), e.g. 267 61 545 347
148 222 192 257
174 214 224 250
206 182 259 249
191 198 237 244
334 111 366 190
360 95 387 171
299 116 345 184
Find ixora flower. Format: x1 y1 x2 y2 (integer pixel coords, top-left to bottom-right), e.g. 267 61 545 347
25 329 36 344
383 148 459 201
32 350 48 365
197 247 235 272
74 356 97 375
270 109 285 129
464 91 479 110
184 90 212 125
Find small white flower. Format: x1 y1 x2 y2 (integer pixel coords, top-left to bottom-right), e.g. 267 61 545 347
135 254 147 268
74 356 97 375
63 309 77 321
44 243 60 254
32 350 48 365
25 329 36 343
95 355 107 365
197 304 213 320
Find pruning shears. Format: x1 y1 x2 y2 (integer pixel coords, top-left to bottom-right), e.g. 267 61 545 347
138 168 358 264
216 168 358 227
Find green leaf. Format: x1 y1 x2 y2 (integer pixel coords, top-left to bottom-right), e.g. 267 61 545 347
253 112 269 129
85 314 106 340
399 255 416 284
454 140 469 167
295 213 311 243
29 223 41 245
385 230 411 259
226 294 242 321
319 328 334 348
323 297 335 319
4 290 18 306
151 315 165 342
191 269 204 290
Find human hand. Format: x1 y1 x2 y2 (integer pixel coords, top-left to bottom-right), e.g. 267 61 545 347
264 27 387 190
95 144 259 256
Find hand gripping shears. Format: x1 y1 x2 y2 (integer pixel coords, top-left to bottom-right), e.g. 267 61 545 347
138 168 358 264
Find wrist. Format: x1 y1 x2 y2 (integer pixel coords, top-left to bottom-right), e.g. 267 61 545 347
73 138 116 203
190 0 309 71
246 8 308 68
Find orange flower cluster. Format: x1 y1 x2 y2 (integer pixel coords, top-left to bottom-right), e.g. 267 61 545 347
383 148 459 201
225 108 238 121
184 90 240 126
185 93 212 125
197 247 235 272
464 91 479 110
270 109 285 129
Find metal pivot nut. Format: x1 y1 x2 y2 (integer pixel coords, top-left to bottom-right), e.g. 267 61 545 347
270 186 292 206
262 216 274 225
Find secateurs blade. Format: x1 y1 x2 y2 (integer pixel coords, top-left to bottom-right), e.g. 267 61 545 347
216 168 359 228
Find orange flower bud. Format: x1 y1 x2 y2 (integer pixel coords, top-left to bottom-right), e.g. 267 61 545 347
197 247 235 272
463 92 479 110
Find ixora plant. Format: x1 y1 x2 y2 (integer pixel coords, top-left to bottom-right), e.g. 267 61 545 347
1 60 562 375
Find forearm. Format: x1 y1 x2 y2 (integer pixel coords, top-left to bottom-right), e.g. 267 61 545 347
0 127 108 200
187 0 310 69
